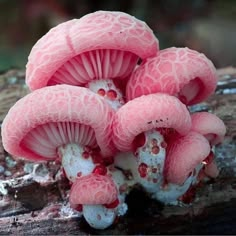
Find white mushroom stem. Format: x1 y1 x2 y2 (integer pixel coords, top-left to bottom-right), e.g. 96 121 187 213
134 130 167 193
115 130 167 194
57 143 96 182
86 79 125 110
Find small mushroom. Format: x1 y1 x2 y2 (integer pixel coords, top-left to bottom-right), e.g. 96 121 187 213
70 169 128 229
70 174 118 206
126 47 217 105
164 131 211 185
191 112 226 179
113 93 191 193
26 11 159 109
1 85 116 181
191 112 226 145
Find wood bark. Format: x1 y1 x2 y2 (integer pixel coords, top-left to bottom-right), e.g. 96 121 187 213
0 68 236 235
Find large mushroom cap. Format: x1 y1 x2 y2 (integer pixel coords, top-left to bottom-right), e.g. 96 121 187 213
126 47 217 105
69 174 118 205
191 112 226 145
2 85 115 161
164 131 211 185
26 11 159 90
112 93 191 151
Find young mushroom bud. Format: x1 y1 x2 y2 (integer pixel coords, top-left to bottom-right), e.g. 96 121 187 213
26 11 159 109
126 47 217 105
112 93 191 194
70 169 128 229
1 85 116 182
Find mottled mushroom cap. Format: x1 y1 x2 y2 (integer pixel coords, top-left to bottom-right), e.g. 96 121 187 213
126 47 217 105
26 11 159 91
1 85 115 161
70 174 118 205
112 93 191 151
191 112 226 145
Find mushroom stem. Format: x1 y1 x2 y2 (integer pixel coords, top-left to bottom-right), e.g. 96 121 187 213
58 143 96 182
133 130 167 193
115 130 167 194
86 79 125 110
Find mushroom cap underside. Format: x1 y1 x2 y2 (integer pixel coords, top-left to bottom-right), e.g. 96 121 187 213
2 85 116 161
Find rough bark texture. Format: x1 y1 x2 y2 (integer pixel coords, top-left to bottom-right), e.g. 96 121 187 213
0 68 236 235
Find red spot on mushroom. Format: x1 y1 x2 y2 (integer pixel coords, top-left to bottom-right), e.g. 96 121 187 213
151 145 160 155
161 141 167 148
202 151 214 165
151 138 158 145
77 172 82 177
104 198 119 209
97 88 106 96
92 164 107 175
107 89 117 100
82 151 90 159
138 163 148 178
74 204 83 212
132 132 146 151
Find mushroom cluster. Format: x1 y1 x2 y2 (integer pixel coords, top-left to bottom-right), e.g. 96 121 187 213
1 11 226 229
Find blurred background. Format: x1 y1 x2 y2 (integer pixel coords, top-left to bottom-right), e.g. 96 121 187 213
0 0 235 72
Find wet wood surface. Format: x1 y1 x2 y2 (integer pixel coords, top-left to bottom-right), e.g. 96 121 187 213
0 68 236 235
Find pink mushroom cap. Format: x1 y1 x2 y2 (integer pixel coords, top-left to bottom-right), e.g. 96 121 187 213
164 131 211 185
26 11 159 91
69 174 118 205
112 93 192 151
126 47 217 105
1 85 116 161
191 112 226 145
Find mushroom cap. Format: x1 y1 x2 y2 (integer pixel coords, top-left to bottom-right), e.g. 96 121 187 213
112 93 191 151
191 112 226 145
69 174 118 205
126 47 217 105
1 85 115 161
164 131 211 185
26 11 159 91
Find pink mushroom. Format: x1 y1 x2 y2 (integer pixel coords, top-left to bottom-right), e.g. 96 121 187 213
191 112 226 179
113 93 191 193
191 112 226 145
26 11 159 109
1 85 116 181
70 174 118 206
164 131 211 185
69 167 129 229
126 47 217 105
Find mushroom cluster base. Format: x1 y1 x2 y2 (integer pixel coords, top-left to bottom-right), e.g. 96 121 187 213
0 68 236 234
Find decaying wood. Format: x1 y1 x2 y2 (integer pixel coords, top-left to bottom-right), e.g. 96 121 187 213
0 68 236 235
